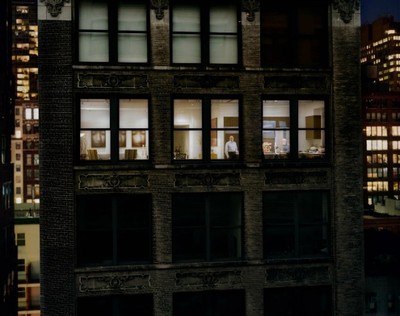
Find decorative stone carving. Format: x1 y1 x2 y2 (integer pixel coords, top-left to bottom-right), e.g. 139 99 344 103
151 0 168 20
174 75 239 89
175 173 241 187
242 0 259 22
77 73 148 89
333 0 360 24
40 0 70 17
265 171 328 185
265 266 331 284
78 174 149 190
176 271 242 288
264 75 329 92
78 273 151 292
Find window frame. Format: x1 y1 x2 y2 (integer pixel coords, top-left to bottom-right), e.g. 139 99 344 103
172 192 243 262
262 96 329 162
76 194 152 267
172 95 242 162
75 0 150 65
263 190 330 260
77 95 150 163
170 0 241 66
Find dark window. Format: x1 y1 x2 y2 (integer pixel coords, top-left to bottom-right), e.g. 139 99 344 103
16 233 25 246
261 1 328 68
264 286 332 316
174 290 245 316
77 294 153 316
173 98 240 161
171 1 239 65
77 0 148 64
77 194 152 266
263 98 327 160
79 98 149 162
173 193 242 262
263 191 329 259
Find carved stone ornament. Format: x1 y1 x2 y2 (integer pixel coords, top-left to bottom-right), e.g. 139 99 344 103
241 0 259 22
333 0 360 24
151 0 169 20
78 273 151 292
175 271 242 288
40 0 70 18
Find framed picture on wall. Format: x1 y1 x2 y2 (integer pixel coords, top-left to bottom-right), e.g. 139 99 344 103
132 131 146 147
91 130 106 148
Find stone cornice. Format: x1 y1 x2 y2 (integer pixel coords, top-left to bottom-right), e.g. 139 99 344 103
333 0 360 24
40 0 70 18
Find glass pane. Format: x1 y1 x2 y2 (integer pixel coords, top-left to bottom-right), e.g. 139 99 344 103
173 228 206 261
209 194 242 226
263 100 290 122
210 35 237 64
80 130 111 160
174 100 202 128
174 130 202 160
119 99 148 128
173 5 200 32
299 225 328 256
210 5 237 32
78 297 112 316
298 100 325 128
79 0 108 30
211 99 239 120
210 131 239 160
264 226 295 258
118 3 146 31
298 130 325 158
263 192 295 223
173 35 201 63
173 195 205 226
119 131 148 160
298 192 328 223
211 228 241 259
79 33 109 62
118 34 147 63
81 99 110 128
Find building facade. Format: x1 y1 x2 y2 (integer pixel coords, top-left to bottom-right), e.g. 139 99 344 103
0 0 18 315
38 0 364 315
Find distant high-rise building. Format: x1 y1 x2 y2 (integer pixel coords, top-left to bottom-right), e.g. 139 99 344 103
361 16 400 92
11 0 39 207
38 1 364 315
0 0 18 314
361 16 400 316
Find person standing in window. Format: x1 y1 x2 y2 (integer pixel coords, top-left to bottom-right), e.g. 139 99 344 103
225 135 239 159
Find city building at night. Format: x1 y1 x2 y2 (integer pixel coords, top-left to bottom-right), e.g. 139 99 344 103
361 16 400 316
38 0 364 315
11 0 39 207
0 0 18 314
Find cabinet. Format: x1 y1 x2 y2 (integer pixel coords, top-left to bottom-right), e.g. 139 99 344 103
305 115 321 139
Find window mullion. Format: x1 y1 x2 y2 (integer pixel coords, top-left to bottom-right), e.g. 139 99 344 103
205 197 211 261
112 198 118 265
108 1 117 63
290 99 299 157
201 5 209 64
110 98 120 162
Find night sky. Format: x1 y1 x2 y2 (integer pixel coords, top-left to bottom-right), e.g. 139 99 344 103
361 0 400 24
